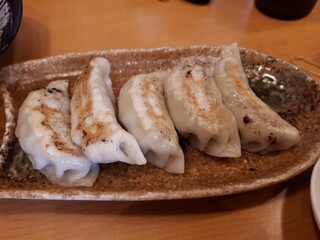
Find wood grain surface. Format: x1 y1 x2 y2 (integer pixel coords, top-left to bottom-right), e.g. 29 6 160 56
0 0 319 239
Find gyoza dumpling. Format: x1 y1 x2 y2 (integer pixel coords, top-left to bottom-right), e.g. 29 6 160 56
15 80 99 187
164 56 241 158
118 71 184 174
213 43 300 153
0 84 16 174
70 57 146 165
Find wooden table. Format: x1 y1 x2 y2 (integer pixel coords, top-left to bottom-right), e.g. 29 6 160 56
0 0 319 239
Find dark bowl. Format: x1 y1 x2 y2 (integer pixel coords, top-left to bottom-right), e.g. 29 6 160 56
0 0 23 55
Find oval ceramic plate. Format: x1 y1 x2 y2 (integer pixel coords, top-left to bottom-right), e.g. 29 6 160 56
311 160 320 229
0 45 319 201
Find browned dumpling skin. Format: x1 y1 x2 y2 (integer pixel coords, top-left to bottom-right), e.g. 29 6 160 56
15 80 99 187
118 71 185 174
164 56 241 158
213 43 300 153
70 57 146 165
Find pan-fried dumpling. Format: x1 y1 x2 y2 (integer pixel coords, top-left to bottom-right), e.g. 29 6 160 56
0 84 16 174
164 56 241 158
15 80 99 187
70 57 146 165
213 43 300 153
118 71 185 174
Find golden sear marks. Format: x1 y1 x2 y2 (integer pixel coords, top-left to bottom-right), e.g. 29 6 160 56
34 91 81 157
142 76 177 142
180 59 230 131
72 64 115 147
225 62 262 110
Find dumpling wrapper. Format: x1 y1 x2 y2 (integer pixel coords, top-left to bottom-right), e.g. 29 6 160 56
0 83 16 174
70 57 146 165
118 71 185 174
213 43 300 153
164 56 241 158
15 80 99 187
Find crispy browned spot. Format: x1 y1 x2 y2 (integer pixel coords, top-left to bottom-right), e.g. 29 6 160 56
181 62 230 129
33 102 80 156
73 64 115 147
225 63 264 110
142 76 176 141
243 114 252 124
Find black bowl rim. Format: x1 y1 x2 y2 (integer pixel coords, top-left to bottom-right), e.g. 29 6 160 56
0 0 23 55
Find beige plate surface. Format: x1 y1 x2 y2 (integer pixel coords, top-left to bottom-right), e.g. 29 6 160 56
0 45 319 201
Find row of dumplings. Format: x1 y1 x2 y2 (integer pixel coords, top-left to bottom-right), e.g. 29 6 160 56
15 43 300 187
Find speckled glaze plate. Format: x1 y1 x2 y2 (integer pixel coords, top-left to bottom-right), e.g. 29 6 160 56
0 46 319 201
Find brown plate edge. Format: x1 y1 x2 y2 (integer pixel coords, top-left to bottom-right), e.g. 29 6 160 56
0 145 318 201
